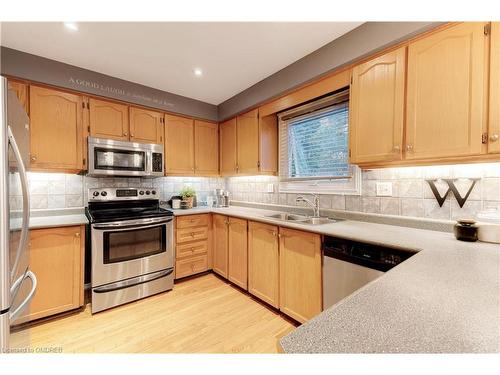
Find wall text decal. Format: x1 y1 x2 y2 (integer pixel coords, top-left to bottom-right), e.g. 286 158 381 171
425 178 479 208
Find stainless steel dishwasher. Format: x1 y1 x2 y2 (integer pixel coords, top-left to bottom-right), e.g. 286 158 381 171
322 236 417 310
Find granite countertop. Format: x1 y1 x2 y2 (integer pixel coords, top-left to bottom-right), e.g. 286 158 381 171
171 205 500 353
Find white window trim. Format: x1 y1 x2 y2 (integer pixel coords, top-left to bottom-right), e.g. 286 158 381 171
277 90 362 196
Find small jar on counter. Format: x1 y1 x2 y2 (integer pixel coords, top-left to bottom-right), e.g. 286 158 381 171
453 219 478 242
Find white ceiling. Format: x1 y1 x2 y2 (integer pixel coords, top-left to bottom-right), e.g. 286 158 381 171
0 22 362 105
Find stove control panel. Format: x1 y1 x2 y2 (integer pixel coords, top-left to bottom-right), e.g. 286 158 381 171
88 188 158 202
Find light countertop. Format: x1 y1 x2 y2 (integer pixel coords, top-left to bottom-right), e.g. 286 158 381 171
171 205 500 353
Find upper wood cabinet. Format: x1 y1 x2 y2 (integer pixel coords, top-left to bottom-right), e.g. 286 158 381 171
237 109 260 174
194 120 219 175
89 98 129 141
213 214 229 278
247 221 279 308
20 226 84 322
227 217 248 290
220 109 278 176
405 22 486 160
219 118 237 175
7 80 29 113
129 107 163 144
29 85 84 172
489 22 500 154
165 114 194 174
279 227 322 323
350 47 406 164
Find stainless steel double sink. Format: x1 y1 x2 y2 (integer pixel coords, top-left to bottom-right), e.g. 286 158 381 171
264 213 342 226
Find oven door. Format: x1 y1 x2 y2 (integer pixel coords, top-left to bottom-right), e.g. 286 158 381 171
91 217 174 287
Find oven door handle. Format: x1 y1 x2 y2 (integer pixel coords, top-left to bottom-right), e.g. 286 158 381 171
93 217 173 230
93 268 173 294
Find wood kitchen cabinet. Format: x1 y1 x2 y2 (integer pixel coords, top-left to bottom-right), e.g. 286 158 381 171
88 98 129 141
350 47 406 164
227 217 248 290
165 114 195 174
19 226 84 322
194 120 219 175
7 80 29 113
212 214 229 278
174 214 211 279
29 85 84 172
405 22 486 160
489 22 500 154
219 109 277 176
165 114 219 176
129 106 163 144
237 109 260 174
247 221 279 308
219 118 238 175
279 227 322 323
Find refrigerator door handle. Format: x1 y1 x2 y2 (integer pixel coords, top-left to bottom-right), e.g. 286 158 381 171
8 126 30 281
9 270 37 321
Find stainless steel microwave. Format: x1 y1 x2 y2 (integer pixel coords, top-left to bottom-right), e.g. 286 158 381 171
88 137 164 177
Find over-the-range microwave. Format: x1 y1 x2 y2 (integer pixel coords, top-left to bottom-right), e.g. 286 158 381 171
87 137 164 177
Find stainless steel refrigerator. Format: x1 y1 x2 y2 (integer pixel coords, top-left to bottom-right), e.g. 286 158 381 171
0 76 37 352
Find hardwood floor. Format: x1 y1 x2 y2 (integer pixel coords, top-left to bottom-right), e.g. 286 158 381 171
12 273 297 353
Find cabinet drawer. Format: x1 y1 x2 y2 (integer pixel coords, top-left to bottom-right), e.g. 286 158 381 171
177 214 210 229
175 254 208 279
176 240 208 259
176 226 209 243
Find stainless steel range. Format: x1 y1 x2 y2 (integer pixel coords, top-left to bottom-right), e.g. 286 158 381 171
86 187 174 313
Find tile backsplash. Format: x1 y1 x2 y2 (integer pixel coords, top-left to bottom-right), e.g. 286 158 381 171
227 163 500 222
9 162 500 222
9 173 224 211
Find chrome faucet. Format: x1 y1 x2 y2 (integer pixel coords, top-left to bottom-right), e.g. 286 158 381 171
296 194 320 218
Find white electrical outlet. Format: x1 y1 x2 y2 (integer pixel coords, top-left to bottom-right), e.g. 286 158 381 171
266 183 275 193
376 182 393 196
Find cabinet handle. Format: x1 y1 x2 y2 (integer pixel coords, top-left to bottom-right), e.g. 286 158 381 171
124 132 128 136
405 144 413 152
30 155 37 162
491 134 499 142
130 133 134 137
75 232 80 237
393 145 400 152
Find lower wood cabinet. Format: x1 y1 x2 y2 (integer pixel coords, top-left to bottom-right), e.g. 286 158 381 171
227 217 248 290
279 227 322 323
21 225 84 322
174 214 211 279
212 214 229 278
247 221 279 308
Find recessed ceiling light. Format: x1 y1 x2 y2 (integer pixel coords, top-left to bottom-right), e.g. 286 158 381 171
193 68 203 77
63 22 79 32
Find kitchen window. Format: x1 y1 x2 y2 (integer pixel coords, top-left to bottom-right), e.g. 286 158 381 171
278 89 361 194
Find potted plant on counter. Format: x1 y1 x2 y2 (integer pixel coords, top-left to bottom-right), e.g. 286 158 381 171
179 186 196 209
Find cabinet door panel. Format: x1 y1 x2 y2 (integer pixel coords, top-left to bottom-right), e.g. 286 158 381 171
8 80 29 113
489 22 500 154
213 214 228 278
194 120 219 175
350 47 405 164
406 23 486 159
248 221 279 308
259 114 278 173
29 85 83 171
129 107 163 144
237 109 259 174
228 217 248 290
89 98 129 141
20 226 84 322
219 118 237 175
279 228 321 323
165 114 194 174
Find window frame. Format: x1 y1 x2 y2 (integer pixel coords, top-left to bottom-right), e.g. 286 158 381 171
277 90 361 195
